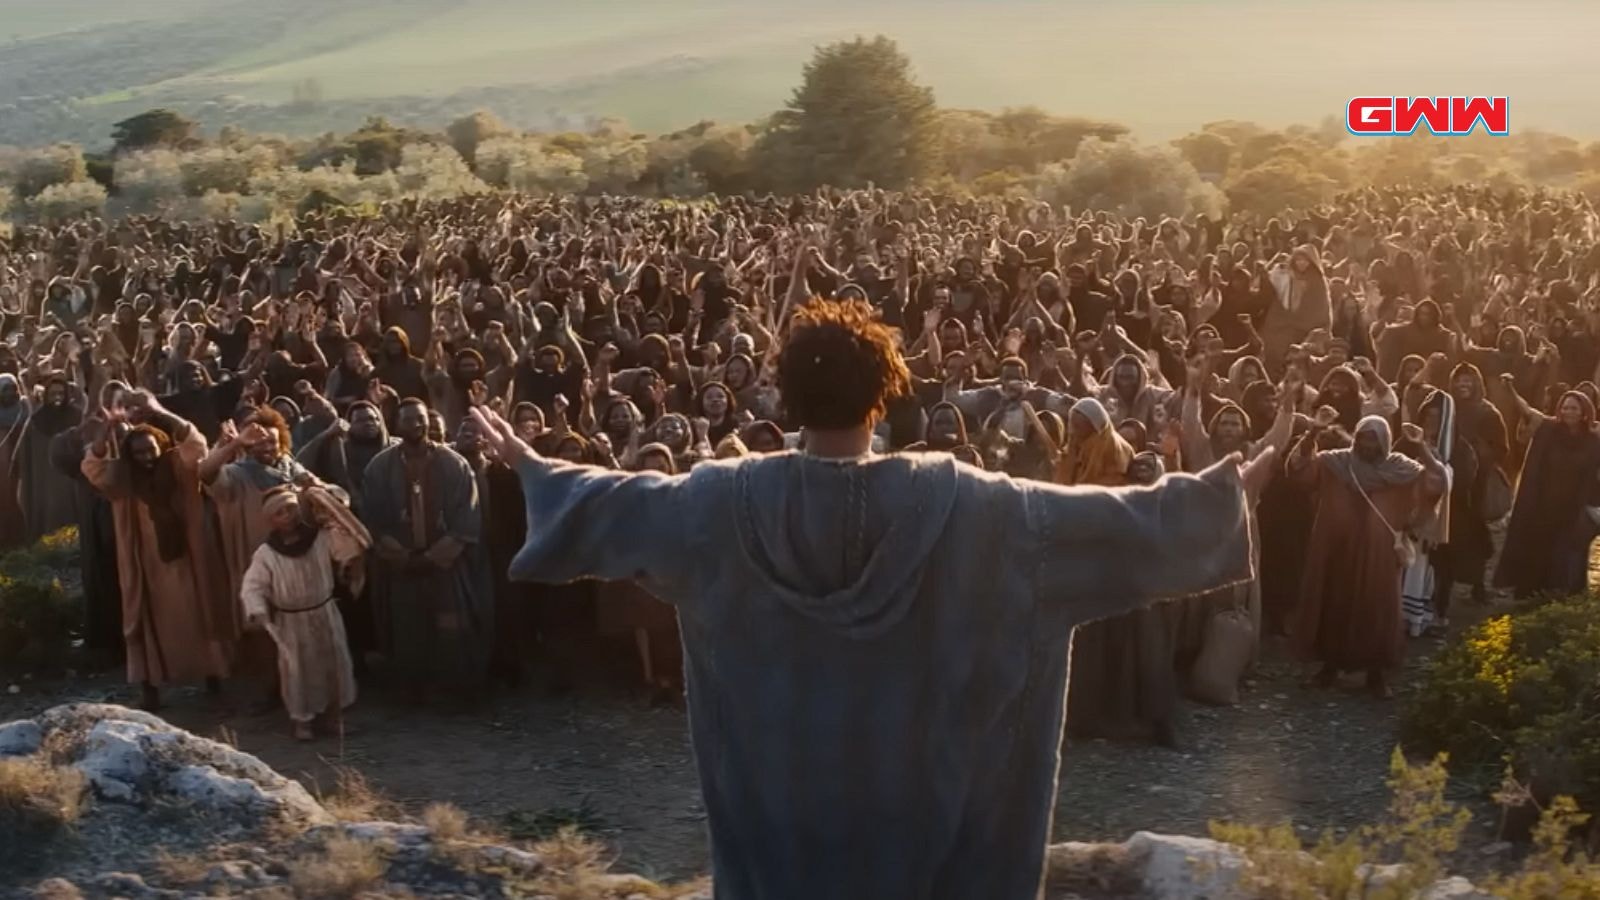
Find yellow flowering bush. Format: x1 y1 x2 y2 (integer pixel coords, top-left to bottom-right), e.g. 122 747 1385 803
1403 592 1600 816
0 528 80 668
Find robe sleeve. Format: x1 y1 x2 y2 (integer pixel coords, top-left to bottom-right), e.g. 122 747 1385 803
81 447 127 498
240 548 275 621
206 460 245 501
439 452 483 546
505 454 690 596
1025 459 1253 625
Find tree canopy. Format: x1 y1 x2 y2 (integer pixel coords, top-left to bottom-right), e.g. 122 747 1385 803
111 109 199 155
754 36 940 191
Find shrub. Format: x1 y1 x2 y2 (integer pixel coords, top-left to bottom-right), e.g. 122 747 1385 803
1213 750 1470 899
1029 137 1224 220
26 180 107 222
0 528 82 669
1403 591 1600 812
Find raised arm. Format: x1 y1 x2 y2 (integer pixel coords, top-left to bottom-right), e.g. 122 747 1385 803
1025 455 1263 626
509 451 688 589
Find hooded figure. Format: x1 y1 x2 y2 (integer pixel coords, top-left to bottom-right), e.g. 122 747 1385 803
1375 299 1456 381
1097 354 1173 435
1494 390 1600 597
372 326 429 403
501 422 1255 900
1057 398 1136 488
1261 244 1331 375
18 374 83 541
1314 366 1365 434
1290 414 1446 696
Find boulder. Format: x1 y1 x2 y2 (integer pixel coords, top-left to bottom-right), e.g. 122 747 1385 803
0 717 42 756
78 719 151 801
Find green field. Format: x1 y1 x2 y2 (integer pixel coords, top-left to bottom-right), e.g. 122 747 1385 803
5 0 1600 146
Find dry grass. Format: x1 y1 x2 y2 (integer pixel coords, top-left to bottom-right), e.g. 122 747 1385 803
0 756 86 833
519 827 712 899
153 847 211 886
288 834 388 898
420 802 469 842
318 765 400 823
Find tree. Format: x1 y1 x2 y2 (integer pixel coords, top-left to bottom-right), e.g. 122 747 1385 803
1223 159 1339 216
393 144 488 198
111 109 198 155
446 110 511 167
475 137 588 195
27 180 107 222
114 150 184 212
6 144 87 199
1030 137 1223 220
1174 131 1235 180
754 35 940 190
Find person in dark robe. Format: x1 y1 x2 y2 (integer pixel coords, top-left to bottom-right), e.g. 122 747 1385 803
1290 414 1448 697
159 361 246 444
1058 402 1178 745
298 401 394 514
0 375 29 551
1374 299 1457 381
50 413 124 662
510 343 588 429
362 398 494 699
469 298 1271 900
17 375 83 542
693 382 740 447
1443 363 1508 604
295 401 395 672
455 415 535 691
324 342 375 415
1494 389 1600 598
371 327 429 406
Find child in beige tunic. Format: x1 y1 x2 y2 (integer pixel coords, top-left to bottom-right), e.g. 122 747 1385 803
240 488 365 740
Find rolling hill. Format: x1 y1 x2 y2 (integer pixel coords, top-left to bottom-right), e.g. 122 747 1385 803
3 0 1599 148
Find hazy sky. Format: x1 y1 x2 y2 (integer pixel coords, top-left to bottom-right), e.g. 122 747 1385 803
8 0 1600 138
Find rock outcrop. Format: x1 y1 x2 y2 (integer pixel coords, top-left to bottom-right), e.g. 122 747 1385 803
0 704 1494 899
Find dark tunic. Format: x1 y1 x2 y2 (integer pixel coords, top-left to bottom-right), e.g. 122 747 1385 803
1494 419 1600 597
50 426 123 656
362 442 493 687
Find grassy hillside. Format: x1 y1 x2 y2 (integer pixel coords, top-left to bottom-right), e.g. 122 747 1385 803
3 0 1600 147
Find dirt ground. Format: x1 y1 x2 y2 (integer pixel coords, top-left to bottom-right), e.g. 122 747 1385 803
0 619 1510 884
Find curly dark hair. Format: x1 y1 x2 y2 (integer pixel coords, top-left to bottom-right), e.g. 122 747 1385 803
777 299 910 430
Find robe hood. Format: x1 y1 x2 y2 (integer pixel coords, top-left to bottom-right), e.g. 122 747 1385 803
731 452 959 638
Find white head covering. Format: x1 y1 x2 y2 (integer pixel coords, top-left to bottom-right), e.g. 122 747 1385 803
1070 397 1111 434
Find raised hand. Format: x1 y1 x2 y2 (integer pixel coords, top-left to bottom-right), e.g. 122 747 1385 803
469 406 536 465
1238 445 1279 504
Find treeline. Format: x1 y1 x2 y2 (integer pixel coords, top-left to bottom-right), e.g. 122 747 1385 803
3 35 1600 228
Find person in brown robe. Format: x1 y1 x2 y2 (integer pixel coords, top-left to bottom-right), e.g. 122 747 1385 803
1290 413 1447 698
81 392 231 711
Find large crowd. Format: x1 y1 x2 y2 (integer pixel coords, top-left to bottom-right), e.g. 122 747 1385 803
1 186 1597 744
